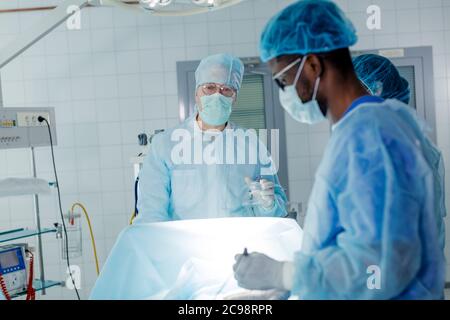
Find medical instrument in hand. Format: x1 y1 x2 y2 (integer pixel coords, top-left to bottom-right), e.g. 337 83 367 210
215 248 249 298
242 177 262 207
242 177 275 211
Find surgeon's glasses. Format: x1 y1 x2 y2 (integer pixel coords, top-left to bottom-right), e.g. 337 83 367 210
272 57 303 91
200 83 236 98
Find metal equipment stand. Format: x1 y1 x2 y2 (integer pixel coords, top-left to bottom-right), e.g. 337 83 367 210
31 147 46 295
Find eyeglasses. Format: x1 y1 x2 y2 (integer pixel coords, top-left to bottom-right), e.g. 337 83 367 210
200 83 236 98
272 57 303 91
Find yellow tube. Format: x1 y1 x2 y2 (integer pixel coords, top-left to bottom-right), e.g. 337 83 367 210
129 211 136 225
70 203 100 276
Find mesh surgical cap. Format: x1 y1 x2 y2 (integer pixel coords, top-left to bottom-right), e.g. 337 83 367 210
353 54 411 104
260 0 358 62
195 53 244 91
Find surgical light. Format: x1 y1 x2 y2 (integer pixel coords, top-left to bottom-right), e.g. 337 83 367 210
105 0 243 16
140 0 173 9
191 0 216 7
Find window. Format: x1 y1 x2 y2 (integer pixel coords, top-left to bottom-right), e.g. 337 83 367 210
397 65 416 109
230 74 266 130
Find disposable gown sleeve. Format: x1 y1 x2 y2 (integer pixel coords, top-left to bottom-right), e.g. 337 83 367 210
134 134 171 223
291 126 429 299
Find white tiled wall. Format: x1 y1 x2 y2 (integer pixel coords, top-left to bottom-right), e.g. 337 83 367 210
0 0 449 299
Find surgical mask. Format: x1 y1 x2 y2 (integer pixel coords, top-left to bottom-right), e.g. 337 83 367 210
198 93 233 126
278 57 326 125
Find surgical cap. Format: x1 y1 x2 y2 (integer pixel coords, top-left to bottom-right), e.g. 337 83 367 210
260 0 358 62
195 53 244 91
353 54 411 104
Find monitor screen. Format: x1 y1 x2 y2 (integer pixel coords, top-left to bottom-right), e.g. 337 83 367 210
0 250 19 269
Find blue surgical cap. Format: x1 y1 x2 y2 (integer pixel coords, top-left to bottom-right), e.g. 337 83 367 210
260 0 358 62
195 53 244 91
353 54 411 104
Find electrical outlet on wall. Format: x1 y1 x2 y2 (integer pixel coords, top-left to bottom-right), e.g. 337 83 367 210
16 112 50 127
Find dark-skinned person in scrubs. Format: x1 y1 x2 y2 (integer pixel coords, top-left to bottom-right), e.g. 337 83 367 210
233 0 445 300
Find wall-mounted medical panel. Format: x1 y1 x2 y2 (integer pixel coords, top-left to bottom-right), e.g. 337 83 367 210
0 107 57 149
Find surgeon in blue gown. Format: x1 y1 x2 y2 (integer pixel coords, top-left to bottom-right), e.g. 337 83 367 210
233 0 445 299
353 53 446 252
135 53 287 223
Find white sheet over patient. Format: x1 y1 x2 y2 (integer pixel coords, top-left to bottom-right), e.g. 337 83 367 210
89 217 302 300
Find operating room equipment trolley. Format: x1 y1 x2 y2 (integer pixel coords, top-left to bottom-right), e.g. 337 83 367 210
0 107 65 299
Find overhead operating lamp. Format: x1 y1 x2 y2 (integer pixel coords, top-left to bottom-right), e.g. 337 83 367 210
108 0 243 16
0 0 243 69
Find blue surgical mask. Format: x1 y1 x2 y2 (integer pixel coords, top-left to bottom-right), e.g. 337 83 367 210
198 93 233 126
278 57 326 125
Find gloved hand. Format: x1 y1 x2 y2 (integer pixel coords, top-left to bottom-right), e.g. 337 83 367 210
233 252 293 291
244 177 275 210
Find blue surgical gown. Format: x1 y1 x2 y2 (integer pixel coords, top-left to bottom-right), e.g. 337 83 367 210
134 113 287 223
386 103 446 251
292 99 446 300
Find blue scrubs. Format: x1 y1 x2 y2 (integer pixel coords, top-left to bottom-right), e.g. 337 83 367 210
134 113 288 223
291 97 445 299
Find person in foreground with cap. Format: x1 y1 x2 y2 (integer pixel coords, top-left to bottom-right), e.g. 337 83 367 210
134 53 287 223
233 0 445 299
